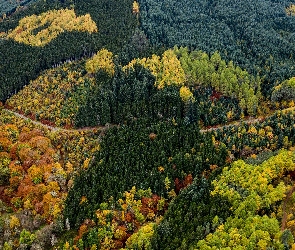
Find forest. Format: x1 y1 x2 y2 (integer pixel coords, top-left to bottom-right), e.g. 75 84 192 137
2 0 295 249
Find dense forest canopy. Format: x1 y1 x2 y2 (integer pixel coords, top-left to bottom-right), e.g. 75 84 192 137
3 0 295 249
2 0 295 100
138 0 295 93
0 0 138 101
0 0 38 17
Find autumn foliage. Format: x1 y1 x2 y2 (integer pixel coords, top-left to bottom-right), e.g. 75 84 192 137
124 49 186 89
0 125 64 220
7 9 97 46
85 49 115 76
3 0 295 248
63 187 166 249
6 62 93 127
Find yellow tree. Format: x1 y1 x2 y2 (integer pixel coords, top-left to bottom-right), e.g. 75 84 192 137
179 86 194 102
124 49 185 89
158 49 186 89
133 1 140 15
85 49 115 76
286 4 295 16
7 9 98 46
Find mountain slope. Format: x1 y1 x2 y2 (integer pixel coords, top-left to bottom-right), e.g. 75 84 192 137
0 0 138 101
138 0 295 93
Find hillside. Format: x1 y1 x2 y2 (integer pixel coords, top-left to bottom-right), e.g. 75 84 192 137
2 0 295 249
138 0 295 94
0 0 139 101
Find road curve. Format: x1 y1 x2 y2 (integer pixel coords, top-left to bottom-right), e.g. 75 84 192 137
3 107 294 134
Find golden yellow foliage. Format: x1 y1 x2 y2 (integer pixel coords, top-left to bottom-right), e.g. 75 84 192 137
52 204 62 218
6 62 94 127
80 196 88 205
90 245 97 250
63 242 71 250
7 9 97 46
100 236 115 250
158 166 164 172
9 215 20 229
247 125 258 134
85 49 115 76
83 158 91 169
179 86 194 102
28 165 43 184
47 181 60 192
132 1 140 14
287 4 295 16
159 50 186 88
23 199 33 210
114 227 127 240
125 49 185 89
125 223 155 249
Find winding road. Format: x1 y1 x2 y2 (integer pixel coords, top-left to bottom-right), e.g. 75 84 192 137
2 107 281 135
2 108 112 133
